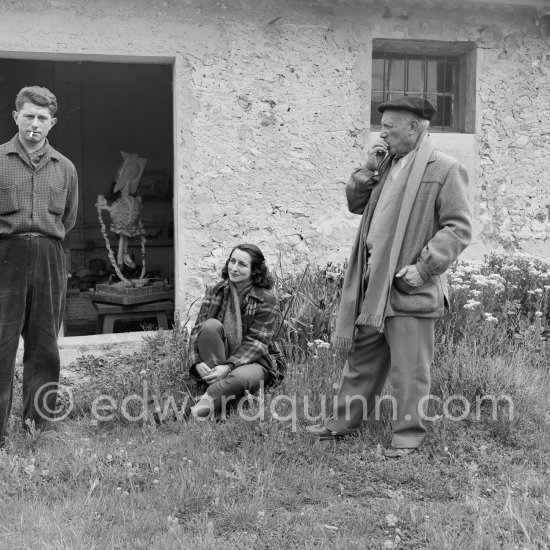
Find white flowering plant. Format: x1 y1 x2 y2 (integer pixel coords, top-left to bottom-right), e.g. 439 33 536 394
431 252 550 436
276 253 550 361
442 252 550 346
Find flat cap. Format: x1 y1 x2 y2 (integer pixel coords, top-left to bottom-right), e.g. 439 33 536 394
378 95 436 121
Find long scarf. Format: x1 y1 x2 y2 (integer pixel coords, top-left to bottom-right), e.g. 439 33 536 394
222 281 252 355
333 134 435 351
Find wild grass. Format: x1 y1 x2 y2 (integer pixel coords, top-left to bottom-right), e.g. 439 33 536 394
1 252 549 549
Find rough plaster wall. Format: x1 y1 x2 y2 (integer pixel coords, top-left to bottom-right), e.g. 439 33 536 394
477 33 550 256
176 0 550 301
0 0 370 305
358 1 550 259
0 0 548 309
185 17 364 274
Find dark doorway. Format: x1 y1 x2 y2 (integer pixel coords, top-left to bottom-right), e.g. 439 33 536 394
0 58 174 335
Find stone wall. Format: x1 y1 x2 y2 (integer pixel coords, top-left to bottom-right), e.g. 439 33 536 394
0 0 548 309
477 33 550 256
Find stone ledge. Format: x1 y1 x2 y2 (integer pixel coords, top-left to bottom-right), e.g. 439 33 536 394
17 331 173 368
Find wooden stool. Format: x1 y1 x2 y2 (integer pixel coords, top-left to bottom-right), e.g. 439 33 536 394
92 300 174 334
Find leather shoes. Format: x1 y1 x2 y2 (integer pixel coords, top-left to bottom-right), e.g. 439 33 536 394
305 423 345 440
384 446 418 459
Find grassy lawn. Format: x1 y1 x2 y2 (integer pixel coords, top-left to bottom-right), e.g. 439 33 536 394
1 253 550 549
1 413 549 549
1 349 549 549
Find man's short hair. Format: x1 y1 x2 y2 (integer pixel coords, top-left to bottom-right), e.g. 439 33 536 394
15 86 58 116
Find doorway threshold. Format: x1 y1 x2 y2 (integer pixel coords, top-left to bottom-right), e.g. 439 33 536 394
17 330 173 368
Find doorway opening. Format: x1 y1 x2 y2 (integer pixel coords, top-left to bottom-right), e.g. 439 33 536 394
0 58 174 335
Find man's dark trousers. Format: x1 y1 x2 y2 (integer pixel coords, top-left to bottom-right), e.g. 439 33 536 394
0 235 67 444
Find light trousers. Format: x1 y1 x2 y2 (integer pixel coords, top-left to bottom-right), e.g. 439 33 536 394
325 316 434 449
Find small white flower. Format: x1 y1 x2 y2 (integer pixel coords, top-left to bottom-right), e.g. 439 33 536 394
483 313 498 323
167 515 179 524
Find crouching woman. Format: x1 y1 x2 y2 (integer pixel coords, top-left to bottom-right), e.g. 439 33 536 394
188 244 282 418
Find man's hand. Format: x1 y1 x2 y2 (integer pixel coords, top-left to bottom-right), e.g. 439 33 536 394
202 364 231 385
395 265 423 287
364 139 389 172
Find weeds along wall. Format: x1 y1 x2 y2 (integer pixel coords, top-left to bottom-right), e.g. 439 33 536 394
67 252 550 441
0 0 548 310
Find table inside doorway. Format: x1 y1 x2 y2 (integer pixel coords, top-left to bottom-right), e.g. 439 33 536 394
87 284 174 334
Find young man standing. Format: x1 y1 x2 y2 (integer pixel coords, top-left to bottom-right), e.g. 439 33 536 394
0 86 78 446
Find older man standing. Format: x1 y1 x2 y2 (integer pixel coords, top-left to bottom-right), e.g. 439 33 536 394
307 96 472 457
0 86 78 447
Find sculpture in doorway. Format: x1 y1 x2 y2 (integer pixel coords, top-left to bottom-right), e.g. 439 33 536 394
96 151 148 286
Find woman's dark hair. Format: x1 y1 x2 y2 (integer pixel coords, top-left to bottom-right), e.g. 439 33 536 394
221 243 275 289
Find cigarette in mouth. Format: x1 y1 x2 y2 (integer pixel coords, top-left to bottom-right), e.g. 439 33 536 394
29 131 34 136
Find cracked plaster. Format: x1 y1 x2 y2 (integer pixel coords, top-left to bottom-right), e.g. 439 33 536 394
0 0 548 307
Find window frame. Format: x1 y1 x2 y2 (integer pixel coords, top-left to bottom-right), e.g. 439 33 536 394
371 39 477 134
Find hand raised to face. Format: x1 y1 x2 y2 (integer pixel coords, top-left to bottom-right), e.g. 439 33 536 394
364 138 389 172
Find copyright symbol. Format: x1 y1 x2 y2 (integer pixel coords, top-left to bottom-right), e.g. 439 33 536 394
34 382 74 422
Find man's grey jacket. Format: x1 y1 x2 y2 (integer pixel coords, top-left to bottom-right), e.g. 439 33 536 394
346 148 473 318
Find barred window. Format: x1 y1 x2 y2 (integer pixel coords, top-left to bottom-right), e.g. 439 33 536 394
371 40 476 133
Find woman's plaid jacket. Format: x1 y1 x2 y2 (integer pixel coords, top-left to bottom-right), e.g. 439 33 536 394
188 281 283 384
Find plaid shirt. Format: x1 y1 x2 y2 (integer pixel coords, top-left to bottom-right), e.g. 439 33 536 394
189 281 282 380
0 134 78 239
